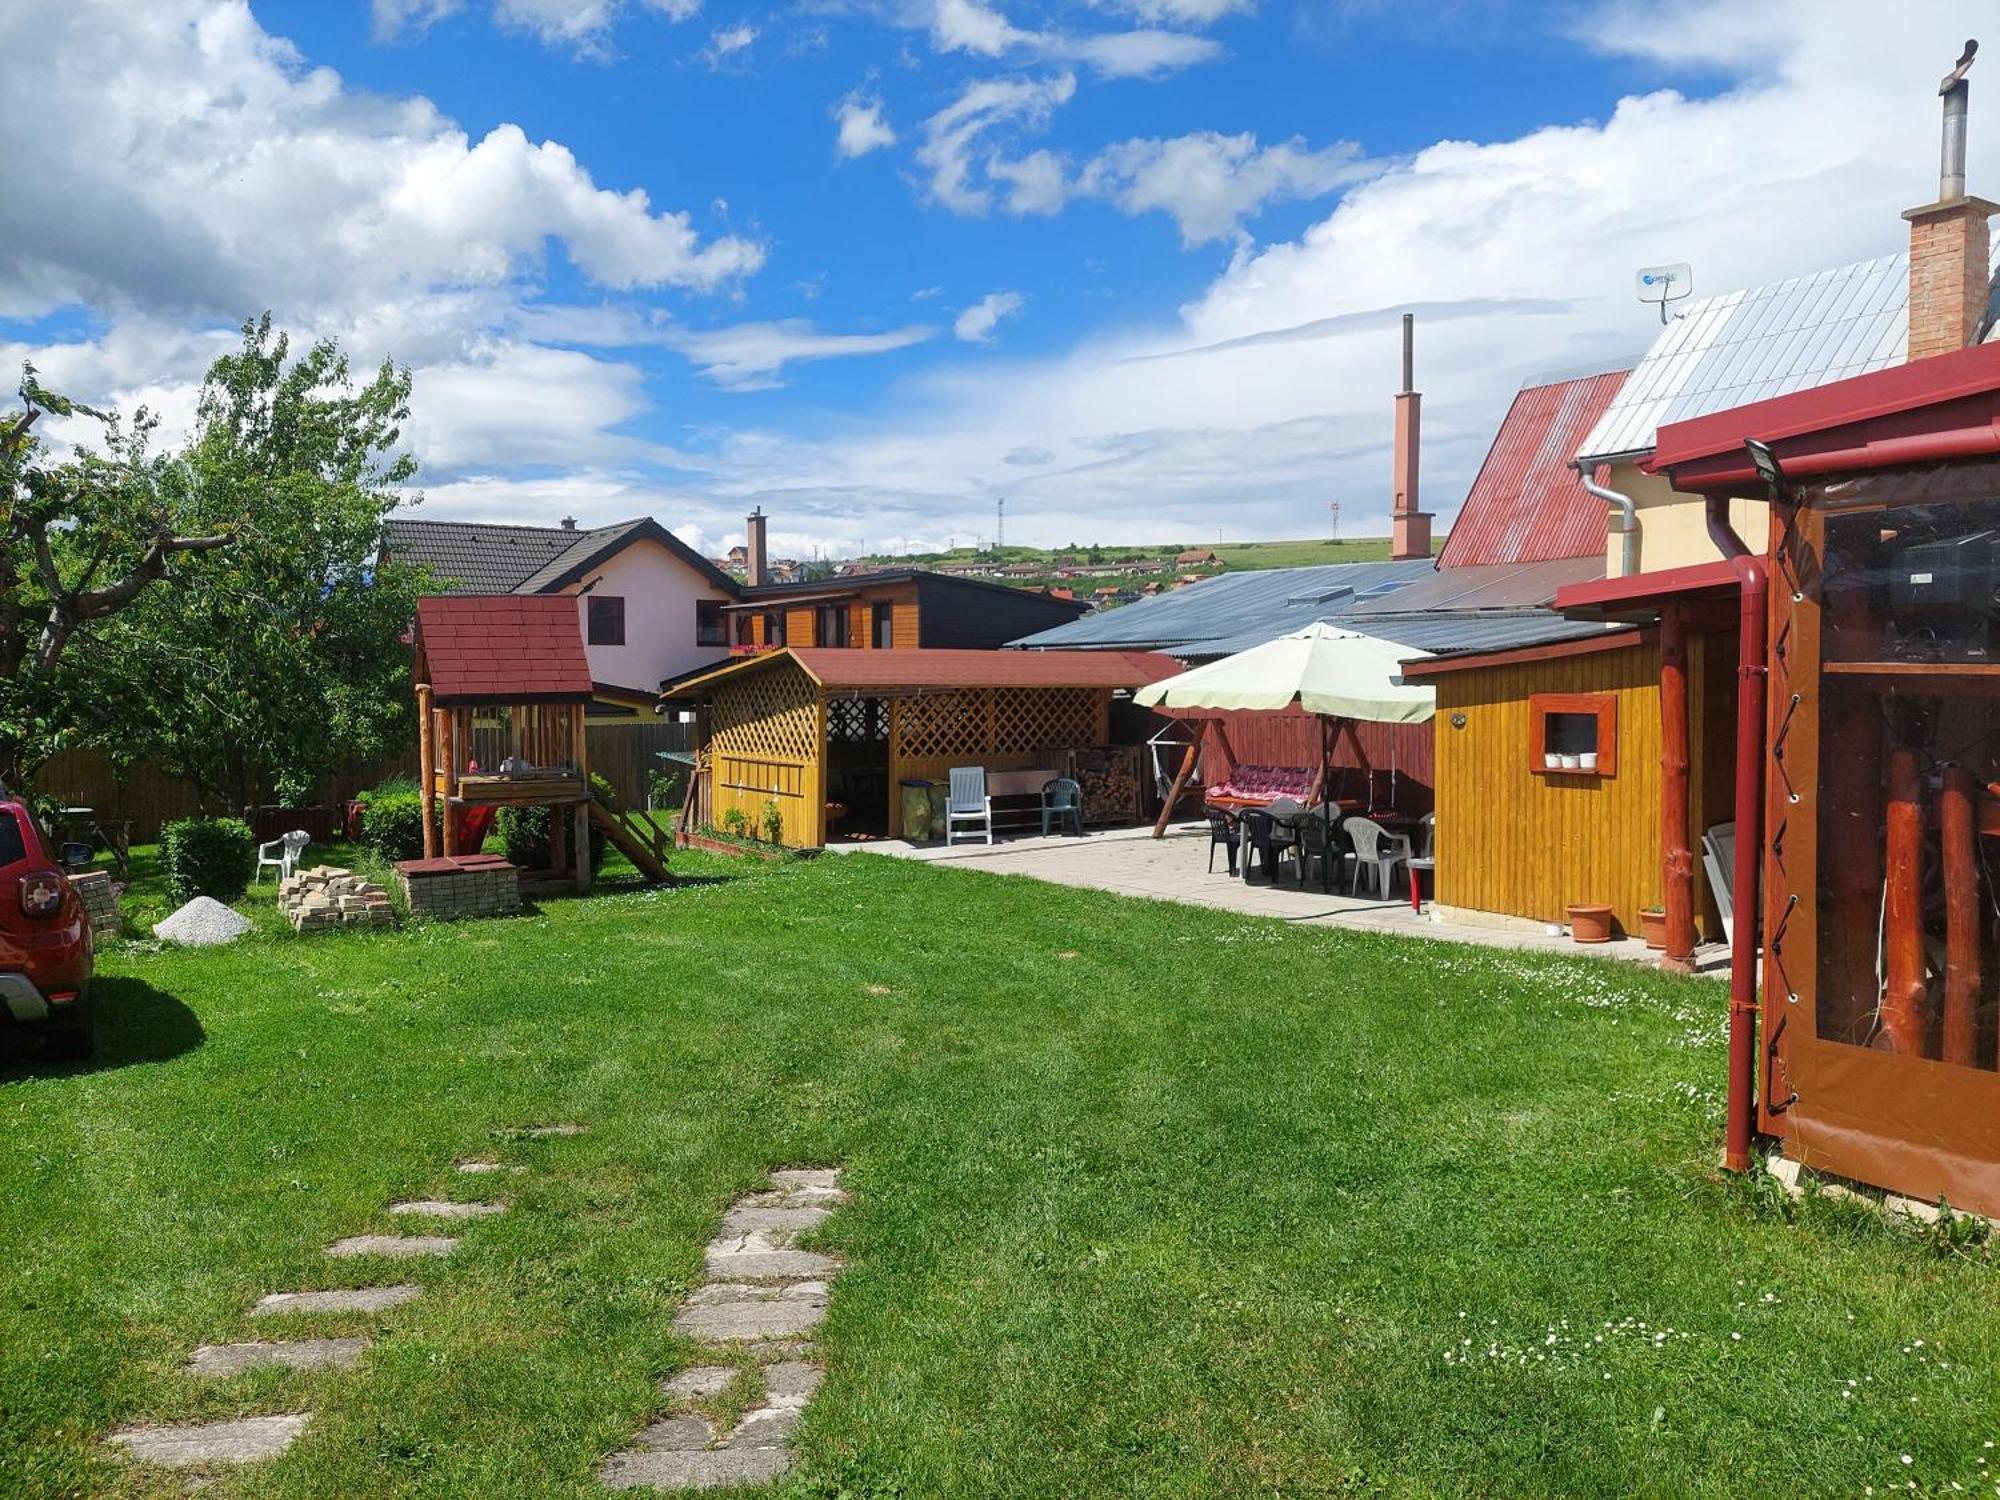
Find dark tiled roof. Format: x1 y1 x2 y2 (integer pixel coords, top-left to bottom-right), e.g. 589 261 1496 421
415 595 593 704
385 517 737 596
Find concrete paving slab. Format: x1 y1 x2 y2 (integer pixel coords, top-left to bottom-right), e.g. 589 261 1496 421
186 1339 367 1376
768 1168 842 1192
390 1199 505 1219
717 1203 831 1239
326 1234 456 1259
599 1448 792 1490
659 1365 739 1402
633 1413 714 1452
521 1123 586 1137
675 1281 828 1343
107 1414 310 1467
253 1285 421 1317
723 1405 799 1450
704 1247 842 1280
455 1160 526 1174
761 1362 823 1409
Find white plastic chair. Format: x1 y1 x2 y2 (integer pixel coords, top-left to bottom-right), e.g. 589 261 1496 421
945 767 993 845
1702 821 1736 943
256 829 310 883
1344 816 1411 899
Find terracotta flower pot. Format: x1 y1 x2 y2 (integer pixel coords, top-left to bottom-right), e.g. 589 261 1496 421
1639 908 1667 950
1567 902 1615 944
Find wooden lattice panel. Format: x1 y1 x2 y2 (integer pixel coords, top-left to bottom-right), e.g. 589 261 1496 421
991 688 1098 754
712 668 819 766
893 690 988 761
828 696 889 744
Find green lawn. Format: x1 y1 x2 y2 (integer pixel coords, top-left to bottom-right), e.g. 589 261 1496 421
3 847 1995 1498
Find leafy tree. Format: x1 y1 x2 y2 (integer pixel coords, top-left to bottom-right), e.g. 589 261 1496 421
0 372 233 789
91 317 427 811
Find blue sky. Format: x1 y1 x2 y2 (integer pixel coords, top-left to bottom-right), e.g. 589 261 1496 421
0 2 1989 558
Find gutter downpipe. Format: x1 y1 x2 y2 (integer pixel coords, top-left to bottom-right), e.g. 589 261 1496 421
1706 492 1767 1174
1575 461 1639 576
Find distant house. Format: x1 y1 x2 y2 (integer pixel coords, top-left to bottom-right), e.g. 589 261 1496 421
382 516 737 710
1176 548 1219 566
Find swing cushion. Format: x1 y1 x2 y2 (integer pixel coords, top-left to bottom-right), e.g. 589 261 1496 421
1209 765 1317 802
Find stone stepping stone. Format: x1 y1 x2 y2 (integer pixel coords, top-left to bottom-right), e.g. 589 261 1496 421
761 1362 824 1410
659 1366 738 1402
520 1123 586 1137
326 1234 457 1259
106 1414 310 1468
635 1413 714 1452
722 1404 799 1450
675 1280 828 1343
455 1160 524 1175
599 1447 792 1491
390 1199 505 1220
187 1338 368 1376
253 1285 421 1317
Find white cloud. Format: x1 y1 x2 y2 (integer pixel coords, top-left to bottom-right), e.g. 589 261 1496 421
702 20 758 65
1093 0 1251 23
372 0 463 41
954 291 1024 343
488 0 700 52
924 0 1222 79
0 2 762 326
915 74 1078 215
664 320 939 389
1078 132 1376 245
834 92 898 159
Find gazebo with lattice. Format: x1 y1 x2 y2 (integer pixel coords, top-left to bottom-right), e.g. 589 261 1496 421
660 647 1180 847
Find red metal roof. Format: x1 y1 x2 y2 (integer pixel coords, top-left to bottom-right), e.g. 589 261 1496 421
1437 367 1631 569
663 647 1180 699
415 594 593 704
1648 340 2000 491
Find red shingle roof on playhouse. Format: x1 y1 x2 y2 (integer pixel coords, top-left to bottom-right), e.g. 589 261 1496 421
414 594 593 704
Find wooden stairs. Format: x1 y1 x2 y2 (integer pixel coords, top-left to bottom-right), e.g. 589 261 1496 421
588 785 674 885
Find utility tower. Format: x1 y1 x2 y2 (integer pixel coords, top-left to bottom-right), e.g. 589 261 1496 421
996 496 1005 552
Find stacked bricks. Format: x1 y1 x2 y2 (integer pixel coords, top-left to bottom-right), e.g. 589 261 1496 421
281 866 396 933
393 854 521 922
69 870 122 943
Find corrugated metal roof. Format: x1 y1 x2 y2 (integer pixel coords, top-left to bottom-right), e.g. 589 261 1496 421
663 647 1181 699
1575 246 2000 461
1438 368 1630 568
415 595 593 704
1008 558 1437 653
1348 557 1605 616
1181 611 1621 662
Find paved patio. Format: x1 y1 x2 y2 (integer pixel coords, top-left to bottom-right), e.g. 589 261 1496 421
833 823 1727 973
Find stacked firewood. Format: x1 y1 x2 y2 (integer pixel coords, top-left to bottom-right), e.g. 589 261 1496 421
1068 746 1142 825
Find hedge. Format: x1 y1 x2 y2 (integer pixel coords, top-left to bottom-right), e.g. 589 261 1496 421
160 817 255 904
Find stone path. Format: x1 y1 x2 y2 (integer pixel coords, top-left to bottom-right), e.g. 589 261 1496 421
600 1167 849 1492
103 1124 576 1479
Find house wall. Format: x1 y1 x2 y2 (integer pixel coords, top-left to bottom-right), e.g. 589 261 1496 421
746 583 920 649
1431 639 1664 933
556 537 733 693
915 574 1089 648
1606 462 1769 577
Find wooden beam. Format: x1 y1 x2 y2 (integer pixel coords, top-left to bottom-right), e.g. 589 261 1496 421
1659 603 1697 974
1152 723 1204 837
1941 764 1981 1067
442 708 462 857
1880 746 1929 1055
416 683 438 859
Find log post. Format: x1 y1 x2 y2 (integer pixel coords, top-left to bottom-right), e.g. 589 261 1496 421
1880 747 1929 1054
1941 764 1981 1067
417 684 438 859
572 704 592 892
1659 603 1697 973
1152 722 1203 837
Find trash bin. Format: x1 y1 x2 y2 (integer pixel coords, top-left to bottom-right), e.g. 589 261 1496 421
927 782 949 837
899 779 934 841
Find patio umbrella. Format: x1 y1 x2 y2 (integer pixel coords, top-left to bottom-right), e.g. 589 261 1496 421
1135 623 1434 835
1133 622 1434 722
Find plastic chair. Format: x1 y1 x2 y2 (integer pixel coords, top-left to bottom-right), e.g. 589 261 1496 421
1205 807 1240 875
256 829 310 883
1040 777 1084 837
1344 816 1410 899
945 766 993 845
1240 809 1295 883
1406 813 1436 912
1292 809 1344 894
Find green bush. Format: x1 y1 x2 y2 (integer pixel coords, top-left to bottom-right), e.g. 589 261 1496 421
359 790 434 862
160 817 255 904
496 774 611 872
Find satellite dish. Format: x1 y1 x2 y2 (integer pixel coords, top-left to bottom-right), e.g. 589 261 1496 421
1636 263 1693 324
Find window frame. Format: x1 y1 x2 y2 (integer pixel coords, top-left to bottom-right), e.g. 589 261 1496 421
695 598 727 647
814 602 851 648
586 593 626 647
871 600 895 649
1529 692 1617 777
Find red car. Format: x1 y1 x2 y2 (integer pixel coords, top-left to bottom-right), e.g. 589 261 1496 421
0 796 94 1060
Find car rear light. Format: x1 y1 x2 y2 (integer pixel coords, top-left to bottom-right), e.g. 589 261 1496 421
20 871 64 917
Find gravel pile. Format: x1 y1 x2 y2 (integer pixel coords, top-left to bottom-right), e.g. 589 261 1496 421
154 896 254 946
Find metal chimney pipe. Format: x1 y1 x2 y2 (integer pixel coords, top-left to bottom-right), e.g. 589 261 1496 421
1399 312 1414 394
1943 77 1970 199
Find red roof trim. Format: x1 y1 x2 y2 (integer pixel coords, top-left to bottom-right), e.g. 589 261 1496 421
661 646 1180 699
1401 627 1644 678
1553 560 1742 621
1648 340 2000 491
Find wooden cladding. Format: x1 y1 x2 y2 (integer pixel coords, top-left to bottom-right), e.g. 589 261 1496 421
1529 692 1618 777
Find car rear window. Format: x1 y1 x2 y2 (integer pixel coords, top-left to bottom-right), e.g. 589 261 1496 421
0 810 25 870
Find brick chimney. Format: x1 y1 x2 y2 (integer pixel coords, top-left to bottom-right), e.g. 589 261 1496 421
1904 41 1997 359
745 507 768 586
1390 313 1432 560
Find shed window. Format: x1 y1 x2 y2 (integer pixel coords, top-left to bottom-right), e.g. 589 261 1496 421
872 601 895 649
814 603 851 648
764 611 786 646
735 611 755 646
587 594 626 646
1530 693 1617 776
696 599 726 646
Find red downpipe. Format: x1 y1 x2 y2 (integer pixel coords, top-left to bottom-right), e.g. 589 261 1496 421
1707 495 1767 1173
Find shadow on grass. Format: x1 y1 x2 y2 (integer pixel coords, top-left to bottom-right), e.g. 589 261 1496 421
0 976 204 1077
